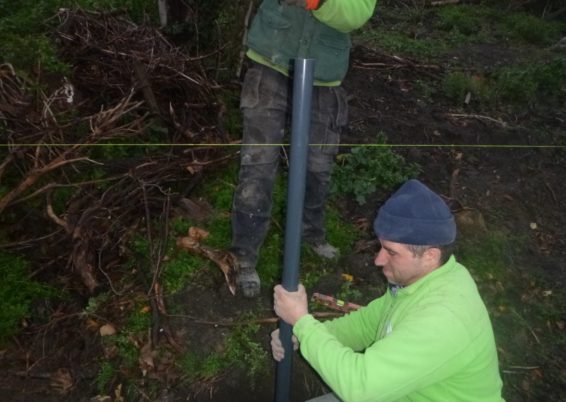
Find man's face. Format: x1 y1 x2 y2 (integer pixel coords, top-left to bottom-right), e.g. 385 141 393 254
374 239 431 286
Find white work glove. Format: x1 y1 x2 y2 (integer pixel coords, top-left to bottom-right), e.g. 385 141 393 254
270 328 299 362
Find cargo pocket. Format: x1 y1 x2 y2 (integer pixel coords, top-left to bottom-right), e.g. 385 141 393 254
316 86 348 156
311 35 351 82
332 86 349 128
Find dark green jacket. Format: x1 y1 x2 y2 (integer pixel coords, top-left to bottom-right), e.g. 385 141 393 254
246 0 376 83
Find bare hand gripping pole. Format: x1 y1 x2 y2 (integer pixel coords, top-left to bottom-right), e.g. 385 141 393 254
275 58 315 402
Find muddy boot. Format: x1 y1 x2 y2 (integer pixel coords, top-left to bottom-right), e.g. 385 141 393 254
236 264 260 298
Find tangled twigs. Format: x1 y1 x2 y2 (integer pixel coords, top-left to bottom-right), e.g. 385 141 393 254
0 9 232 295
0 91 144 215
54 8 220 140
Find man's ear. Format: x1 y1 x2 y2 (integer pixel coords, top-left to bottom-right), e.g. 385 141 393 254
424 247 442 267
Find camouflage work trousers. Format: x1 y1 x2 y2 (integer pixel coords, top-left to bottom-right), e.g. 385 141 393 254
231 62 348 267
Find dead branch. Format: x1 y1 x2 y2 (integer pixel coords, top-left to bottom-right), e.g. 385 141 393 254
177 227 238 296
353 47 443 80
444 113 509 128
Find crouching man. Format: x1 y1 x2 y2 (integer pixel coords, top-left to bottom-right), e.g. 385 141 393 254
272 179 505 402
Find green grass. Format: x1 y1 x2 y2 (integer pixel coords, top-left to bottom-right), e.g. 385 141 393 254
0 252 56 345
501 12 565 46
178 323 268 387
457 231 519 280
456 229 566 401
443 55 566 107
96 361 116 394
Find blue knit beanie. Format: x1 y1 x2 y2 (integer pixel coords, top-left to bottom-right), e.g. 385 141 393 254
374 179 456 245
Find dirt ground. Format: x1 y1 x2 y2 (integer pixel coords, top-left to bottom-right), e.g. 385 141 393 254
168 42 565 401
1 32 565 402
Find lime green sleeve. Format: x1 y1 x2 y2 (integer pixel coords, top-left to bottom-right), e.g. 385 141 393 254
321 297 389 352
294 305 475 402
313 0 378 33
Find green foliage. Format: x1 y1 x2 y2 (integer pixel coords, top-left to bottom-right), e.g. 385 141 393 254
502 13 564 45
96 361 116 394
325 207 359 256
457 231 519 279
162 249 208 294
442 71 492 105
101 302 152 370
82 292 111 316
126 305 151 333
256 231 284 285
110 332 140 368
356 28 449 59
195 162 239 211
358 3 564 63
336 281 364 304
443 55 566 107
0 33 69 74
179 323 267 385
436 5 491 36
0 0 158 74
0 252 55 344
494 56 566 105
331 139 421 205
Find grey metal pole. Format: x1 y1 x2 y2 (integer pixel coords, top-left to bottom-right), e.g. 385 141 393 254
275 58 315 402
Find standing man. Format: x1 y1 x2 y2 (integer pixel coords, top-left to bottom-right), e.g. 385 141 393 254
231 0 377 298
272 179 505 401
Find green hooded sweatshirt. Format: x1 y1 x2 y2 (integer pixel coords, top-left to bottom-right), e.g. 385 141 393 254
294 256 505 402
246 0 377 84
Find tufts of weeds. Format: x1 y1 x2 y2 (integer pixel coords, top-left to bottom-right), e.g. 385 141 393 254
356 27 449 60
336 281 364 305
96 361 116 394
299 205 361 288
331 136 421 205
0 251 56 345
98 299 153 380
443 55 566 108
501 12 565 46
442 71 493 106
436 4 495 37
494 56 566 105
325 206 359 255
457 229 565 401
456 231 518 280
82 291 111 317
178 323 268 387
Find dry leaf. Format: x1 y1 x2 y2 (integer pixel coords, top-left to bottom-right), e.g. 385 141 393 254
139 341 155 376
188 226 209 241
177 227 237 295
85 318 99 331
114 383 124 402
99 323 117 336
90 396 112 402
50 368 74 394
